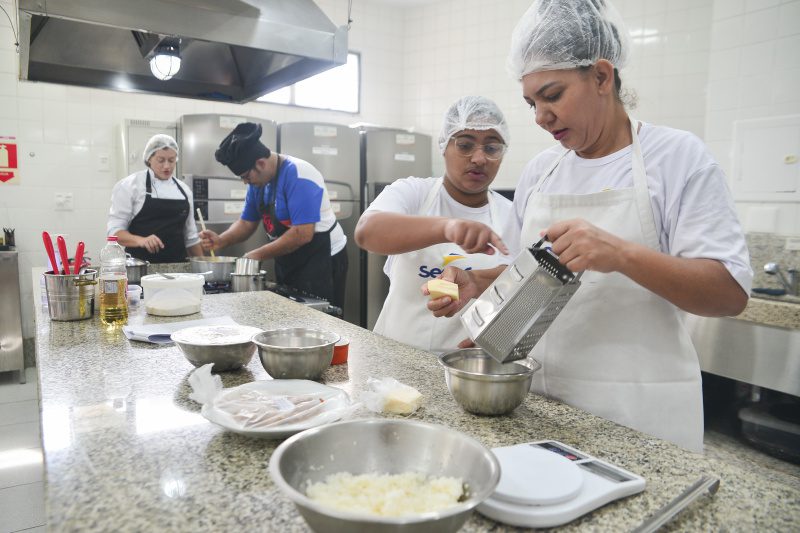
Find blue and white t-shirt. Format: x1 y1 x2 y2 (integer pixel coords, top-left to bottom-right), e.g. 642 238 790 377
241 156 346 255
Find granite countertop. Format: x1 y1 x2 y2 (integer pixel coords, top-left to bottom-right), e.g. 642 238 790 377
34 291 799 532
737 295 800 330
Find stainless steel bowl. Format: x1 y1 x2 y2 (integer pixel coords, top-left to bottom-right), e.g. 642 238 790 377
439 348 541 415
189 256 237 283
253 328 339 379
171 325 262 371
269 419 501 533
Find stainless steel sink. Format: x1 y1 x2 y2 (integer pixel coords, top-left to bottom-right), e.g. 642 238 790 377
687 315 800 397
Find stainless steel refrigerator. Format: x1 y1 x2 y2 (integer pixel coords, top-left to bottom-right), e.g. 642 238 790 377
178 114 277 262
358 127 432 329
277 122 361 325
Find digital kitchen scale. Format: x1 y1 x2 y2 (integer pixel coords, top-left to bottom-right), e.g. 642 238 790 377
477 440 646 528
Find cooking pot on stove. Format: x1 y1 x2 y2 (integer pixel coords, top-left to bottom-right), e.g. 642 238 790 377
235 257 261 275
190 256 237 283
125 255 149 284
230 271 268 293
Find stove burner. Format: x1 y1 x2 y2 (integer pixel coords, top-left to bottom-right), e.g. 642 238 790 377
203 281 232 294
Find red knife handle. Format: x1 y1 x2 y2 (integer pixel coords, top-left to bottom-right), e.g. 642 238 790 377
73 241 85 275
56 236 71 275
42 231 58 274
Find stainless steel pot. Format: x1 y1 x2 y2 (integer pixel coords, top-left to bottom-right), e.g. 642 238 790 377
125 255 148 284
234 257 261 275
189 256 237 283
43 269 98 321
230 271 267 292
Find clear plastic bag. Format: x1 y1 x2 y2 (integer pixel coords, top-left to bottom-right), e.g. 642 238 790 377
360 377 423 415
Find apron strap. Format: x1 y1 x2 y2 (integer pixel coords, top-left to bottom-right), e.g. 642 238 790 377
527 118 660 251
628 118 660 250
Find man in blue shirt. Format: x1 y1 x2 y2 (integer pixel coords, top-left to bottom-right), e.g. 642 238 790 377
200 122 348 308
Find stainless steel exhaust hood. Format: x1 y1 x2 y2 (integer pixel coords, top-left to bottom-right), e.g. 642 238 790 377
17 0 348 103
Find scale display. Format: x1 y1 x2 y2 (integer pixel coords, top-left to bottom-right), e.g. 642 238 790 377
477 440 646 528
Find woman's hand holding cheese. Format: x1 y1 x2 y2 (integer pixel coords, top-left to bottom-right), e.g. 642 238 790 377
423 264 507 318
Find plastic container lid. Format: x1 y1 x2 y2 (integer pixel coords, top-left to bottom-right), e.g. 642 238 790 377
140 273 205 289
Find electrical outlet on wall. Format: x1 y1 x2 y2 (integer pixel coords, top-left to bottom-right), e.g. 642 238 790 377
55 192 74 211
785 237 800 251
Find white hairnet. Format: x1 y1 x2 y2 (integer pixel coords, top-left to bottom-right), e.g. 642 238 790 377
438 96 510 154
507 0 630 79
143 134 179 165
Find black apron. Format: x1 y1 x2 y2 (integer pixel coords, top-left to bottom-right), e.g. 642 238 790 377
126 171 191 264
258 157 338 302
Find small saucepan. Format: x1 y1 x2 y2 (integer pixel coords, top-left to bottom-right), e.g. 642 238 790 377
231 270 268 293
125 255 149 284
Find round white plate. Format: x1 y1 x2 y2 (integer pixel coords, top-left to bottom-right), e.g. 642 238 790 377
201 380 350 439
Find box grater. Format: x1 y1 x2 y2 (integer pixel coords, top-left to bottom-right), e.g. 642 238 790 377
460 238 581 363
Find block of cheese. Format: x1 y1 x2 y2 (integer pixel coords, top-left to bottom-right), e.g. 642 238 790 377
383 385 423 415
427 279 459 300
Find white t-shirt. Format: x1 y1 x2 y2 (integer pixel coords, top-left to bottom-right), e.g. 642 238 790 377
503 123 753 293
107 169 200 247
365 176 514 276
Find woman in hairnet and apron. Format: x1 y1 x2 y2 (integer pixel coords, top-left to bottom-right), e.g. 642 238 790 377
107 134 204 263
356 96 513 354
426 0 752 453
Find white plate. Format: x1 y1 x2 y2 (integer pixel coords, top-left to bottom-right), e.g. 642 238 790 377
201 380 350 439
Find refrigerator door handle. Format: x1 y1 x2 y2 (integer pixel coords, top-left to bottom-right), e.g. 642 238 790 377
325 180 355 196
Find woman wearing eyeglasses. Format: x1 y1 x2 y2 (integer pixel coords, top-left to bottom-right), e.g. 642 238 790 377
355 96 513 354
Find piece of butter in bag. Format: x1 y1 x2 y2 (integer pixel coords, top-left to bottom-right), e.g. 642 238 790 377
427 279 459 300
383 386 423 415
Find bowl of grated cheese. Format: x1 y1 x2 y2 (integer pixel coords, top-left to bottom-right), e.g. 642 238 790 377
269 419 500 532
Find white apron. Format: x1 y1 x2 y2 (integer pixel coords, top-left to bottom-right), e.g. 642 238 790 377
523 120 704 453
374 178 506 354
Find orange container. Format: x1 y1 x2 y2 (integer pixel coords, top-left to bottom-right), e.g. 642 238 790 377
332 338 349 365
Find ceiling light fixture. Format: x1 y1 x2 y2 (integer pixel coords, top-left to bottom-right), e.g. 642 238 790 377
149 41 181 81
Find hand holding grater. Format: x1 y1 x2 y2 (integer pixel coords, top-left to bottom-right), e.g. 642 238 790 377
460 237 582 363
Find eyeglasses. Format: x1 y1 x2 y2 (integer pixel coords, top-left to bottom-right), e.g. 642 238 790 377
238 168 253 181
450 137 507 161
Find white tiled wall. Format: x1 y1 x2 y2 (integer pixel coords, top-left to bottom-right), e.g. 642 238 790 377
402 0 718 188
1 0 799 339
705 0 800 234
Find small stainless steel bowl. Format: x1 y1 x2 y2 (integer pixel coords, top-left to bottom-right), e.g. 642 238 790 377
439 348 541 415
171 325 262 371
269 419 500 533
253 328 339 379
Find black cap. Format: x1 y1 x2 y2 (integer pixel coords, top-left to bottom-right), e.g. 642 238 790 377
214 122 271 176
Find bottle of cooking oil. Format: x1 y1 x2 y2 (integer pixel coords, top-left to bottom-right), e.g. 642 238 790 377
99 236 128 326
